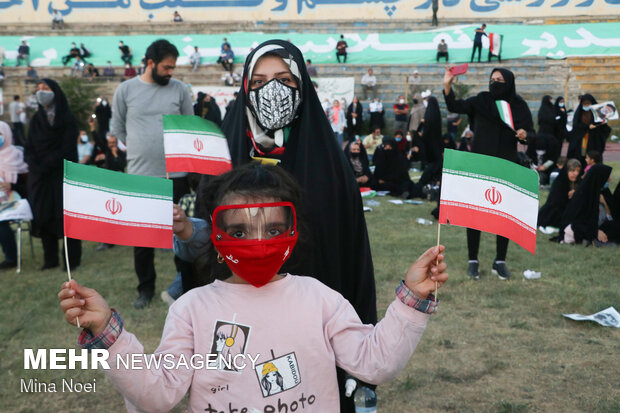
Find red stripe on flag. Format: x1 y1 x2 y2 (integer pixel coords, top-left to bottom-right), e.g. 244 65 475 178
64 214 172 249
439 201 536 254
165 155 232 175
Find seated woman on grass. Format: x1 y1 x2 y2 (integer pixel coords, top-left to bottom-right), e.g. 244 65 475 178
58 163 449 412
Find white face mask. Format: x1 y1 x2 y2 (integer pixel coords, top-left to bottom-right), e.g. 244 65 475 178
80 135 89 143
399 99 405 104
423 100 428 108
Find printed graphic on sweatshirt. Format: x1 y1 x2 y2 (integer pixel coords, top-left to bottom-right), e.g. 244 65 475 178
254 350 301 397
208 320 251 372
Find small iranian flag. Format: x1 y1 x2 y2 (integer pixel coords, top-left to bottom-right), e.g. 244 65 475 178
63 161 173 249
496 100 515 130
439 150 539 254
489 33 502 56
163 114 232 175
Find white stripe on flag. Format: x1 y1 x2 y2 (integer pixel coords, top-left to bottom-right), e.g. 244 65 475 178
441 173 537 231
497 100 514 129
63 183 172 227
164 132 230 159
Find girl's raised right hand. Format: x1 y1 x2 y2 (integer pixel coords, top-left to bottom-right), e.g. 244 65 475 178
58 280 112 336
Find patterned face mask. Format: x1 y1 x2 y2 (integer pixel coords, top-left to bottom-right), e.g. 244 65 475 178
248 78 301 131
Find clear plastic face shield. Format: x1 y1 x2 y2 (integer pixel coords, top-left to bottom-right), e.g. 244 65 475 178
212 202 296 243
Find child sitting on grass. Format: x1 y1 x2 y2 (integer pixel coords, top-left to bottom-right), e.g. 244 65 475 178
58 163 448 412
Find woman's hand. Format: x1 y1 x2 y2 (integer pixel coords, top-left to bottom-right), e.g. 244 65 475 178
405 245 448 299
443 66 455 95
515 129 528 141
568 189 575 199
58 280 112 336
173 204 193 240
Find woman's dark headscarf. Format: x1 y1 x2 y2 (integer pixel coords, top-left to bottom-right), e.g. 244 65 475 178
537 95 556 135
343 140 373 183
422 96 442 163
34 78 74 129
468 68 533 133
568 93 611 161
560 163 612 242
537 164 579 228
572 93 598 130
25 78 78 236
208 39 377 325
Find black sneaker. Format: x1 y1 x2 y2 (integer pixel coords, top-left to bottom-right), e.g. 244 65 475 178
492 261 511 280
133 294 152 309
467 261 479 280
0 261 17 270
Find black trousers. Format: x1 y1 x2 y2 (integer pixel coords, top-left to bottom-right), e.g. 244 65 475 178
437 51 449 62
41 231 81 268
471 43 482 62
467 228 509 261
134 176 190 297
336 52 347 63
12 122 24 146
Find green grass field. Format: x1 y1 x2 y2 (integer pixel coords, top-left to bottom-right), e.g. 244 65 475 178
1 164 619 413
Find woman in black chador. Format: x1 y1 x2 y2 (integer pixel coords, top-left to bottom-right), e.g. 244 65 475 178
198 40 377 412
443 67 535 280
537 158 581 230
567 93 611 166
560 163 612 245
24 79 82 270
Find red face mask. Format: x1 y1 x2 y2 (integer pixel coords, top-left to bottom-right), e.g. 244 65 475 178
211 202 298 287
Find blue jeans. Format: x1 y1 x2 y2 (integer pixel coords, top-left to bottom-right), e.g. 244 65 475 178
334 131 344 147
0 221 17 263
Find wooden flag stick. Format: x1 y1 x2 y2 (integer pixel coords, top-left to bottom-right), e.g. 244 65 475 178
64 236 80 328
435 223 441 301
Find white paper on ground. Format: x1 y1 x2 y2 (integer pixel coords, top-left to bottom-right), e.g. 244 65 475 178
563 306 620 328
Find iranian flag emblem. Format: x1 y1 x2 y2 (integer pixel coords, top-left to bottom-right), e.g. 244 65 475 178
439 150 539 254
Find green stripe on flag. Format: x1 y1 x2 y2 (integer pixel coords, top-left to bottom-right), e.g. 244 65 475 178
64 161 172 200
163 114 225 136
443 149 539 197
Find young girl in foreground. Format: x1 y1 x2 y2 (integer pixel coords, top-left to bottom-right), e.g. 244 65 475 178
59 163 449 412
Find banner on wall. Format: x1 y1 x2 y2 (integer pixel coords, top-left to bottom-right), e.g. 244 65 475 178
1 23 619 67
1 0 618 23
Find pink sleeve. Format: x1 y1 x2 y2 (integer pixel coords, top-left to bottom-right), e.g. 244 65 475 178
103 305 195 413
325 297 429 385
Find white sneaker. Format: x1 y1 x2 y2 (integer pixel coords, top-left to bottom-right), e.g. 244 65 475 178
160 290 175 306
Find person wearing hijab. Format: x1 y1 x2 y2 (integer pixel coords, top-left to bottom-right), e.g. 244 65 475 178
537 158 581 232
0 121 29 269
373 137 415 197
599 180 620 245
537 95 556 137
408 92 425 134
444 67 535 280
194 40 378 412
567 93 611 166
194 92 222 127
23 79 82 270
344 139 375 188
419 96 443 165
346 97 363 140
560 163 612 245
526 132 561 185
393 129 409 154
554 96 567 143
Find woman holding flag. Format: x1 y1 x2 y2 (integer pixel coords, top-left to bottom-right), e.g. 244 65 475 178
443 67 534 280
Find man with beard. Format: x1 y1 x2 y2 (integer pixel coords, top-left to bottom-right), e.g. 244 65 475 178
110 39 193 309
